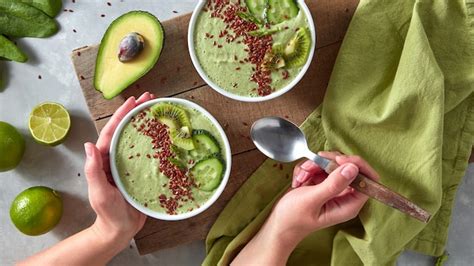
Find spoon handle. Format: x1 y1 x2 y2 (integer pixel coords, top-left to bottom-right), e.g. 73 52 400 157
324 160 431 223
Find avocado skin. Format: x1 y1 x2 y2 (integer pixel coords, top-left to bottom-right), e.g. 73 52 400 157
94 11 165 100
0 35 27 62
19 0 62 17
0 0 58 38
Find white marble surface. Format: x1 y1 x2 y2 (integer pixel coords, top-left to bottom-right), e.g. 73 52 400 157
0 1 472 265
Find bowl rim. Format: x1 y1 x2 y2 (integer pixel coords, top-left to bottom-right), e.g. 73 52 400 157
109 97 232 221
187 0 317 102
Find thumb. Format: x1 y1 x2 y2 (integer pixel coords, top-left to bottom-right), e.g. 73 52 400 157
84 142 112 198
313 163 359 203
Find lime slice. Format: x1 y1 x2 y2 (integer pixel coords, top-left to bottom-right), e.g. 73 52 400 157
29 102 71 146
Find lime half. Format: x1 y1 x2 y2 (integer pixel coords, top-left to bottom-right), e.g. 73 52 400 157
29 102 71 146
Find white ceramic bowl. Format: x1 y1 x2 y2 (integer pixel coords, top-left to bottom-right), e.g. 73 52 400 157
109 98 232 221
188 0 316 102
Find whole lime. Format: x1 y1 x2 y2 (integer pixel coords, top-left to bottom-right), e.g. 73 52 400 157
0 121 25 172
10 186 63 236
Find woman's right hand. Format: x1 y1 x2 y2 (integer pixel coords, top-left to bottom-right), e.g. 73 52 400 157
232 151 380 266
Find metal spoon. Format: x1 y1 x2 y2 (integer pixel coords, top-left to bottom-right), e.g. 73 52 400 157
250 116 431 223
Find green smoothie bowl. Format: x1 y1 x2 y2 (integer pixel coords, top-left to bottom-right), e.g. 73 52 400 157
109 98 231 220
188 0 316 102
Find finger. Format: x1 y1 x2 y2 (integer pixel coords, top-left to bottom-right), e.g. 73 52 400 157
317 151 342 161
292 160 322 188
299 160 322 173
292 165 302 188
317 190 368 226
84 143 113 199
150 93 156 99
302 172 326 186
335 155 380 181
97 96 136 154
135 92 152 105
311 163 359 203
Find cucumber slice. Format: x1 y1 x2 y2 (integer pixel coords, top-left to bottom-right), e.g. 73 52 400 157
190 129 221 160
191 157 225 191
245 0 268 23
267 0 299 24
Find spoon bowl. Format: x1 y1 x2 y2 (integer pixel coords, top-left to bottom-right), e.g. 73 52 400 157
250 117 309 163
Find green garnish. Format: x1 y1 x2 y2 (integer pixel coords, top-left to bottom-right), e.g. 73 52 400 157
237 12 263 25
248 27 279 37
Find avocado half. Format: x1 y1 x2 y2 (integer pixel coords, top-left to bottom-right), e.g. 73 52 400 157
94 11 164 99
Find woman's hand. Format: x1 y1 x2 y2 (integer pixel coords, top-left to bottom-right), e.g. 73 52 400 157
20 93 156 266
232 151 379 266
272 151 380 242
84 92 154 250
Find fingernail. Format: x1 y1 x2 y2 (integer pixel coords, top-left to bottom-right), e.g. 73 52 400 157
291 179 297 188
84 143 93 158
341 164 357 180
296 171 308 183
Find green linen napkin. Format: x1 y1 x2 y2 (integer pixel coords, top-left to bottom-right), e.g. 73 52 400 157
203 0 474 265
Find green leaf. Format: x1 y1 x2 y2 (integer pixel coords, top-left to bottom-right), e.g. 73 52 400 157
0 35 27 62
0 0 58 37
19 0 62 17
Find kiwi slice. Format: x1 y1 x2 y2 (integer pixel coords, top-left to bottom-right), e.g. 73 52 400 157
261 50 286 71
151 103 191 130
282 27 311 68
170 129 195 150
151 103 195 150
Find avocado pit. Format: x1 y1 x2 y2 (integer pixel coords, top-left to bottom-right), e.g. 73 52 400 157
118 32 145 62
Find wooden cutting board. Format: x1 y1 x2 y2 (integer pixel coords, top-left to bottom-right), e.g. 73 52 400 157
71 0 359 255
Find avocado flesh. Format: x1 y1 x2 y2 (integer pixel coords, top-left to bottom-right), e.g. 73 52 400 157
94 11 164 99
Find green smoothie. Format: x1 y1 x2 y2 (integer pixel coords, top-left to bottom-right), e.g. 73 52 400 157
115 102 226 215
194 0 312 97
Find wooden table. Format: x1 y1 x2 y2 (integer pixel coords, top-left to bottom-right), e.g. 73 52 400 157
71 0 359 255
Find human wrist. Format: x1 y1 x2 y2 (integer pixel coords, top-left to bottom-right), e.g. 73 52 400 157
90 218 132 255
249 215 304 264
263 215 305 251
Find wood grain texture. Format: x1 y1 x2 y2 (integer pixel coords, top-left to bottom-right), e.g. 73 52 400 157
71 0 359 254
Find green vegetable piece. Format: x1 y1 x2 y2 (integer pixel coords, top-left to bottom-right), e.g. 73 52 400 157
19 0 62 17
191 156 225 191
190 129 221 160
0 35 27 62
168 157 187 170
267 0 299 24
244 0 268 23
0 0 58 37
248 27 279 37
236 11 263 25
